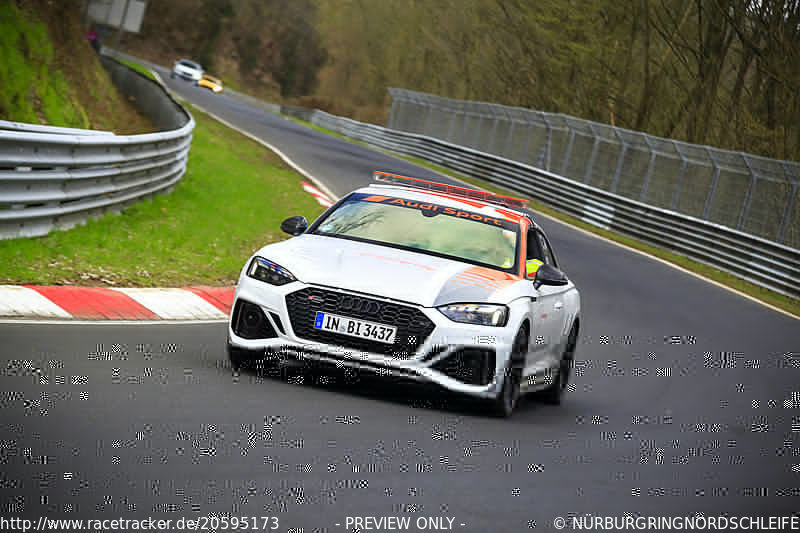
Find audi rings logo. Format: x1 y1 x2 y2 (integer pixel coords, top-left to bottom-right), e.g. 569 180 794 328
339 296 381 315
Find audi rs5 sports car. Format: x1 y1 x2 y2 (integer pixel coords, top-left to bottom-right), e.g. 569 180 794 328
227 172 581 416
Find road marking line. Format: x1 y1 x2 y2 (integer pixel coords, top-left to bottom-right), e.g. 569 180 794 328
181 99 340 202
529 207 799 320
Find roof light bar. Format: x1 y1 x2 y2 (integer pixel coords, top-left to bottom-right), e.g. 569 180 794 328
373 171 530 210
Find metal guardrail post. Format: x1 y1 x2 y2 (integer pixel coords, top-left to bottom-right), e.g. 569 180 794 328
445 108 458 144
520 122 534 167
387 99 398 130
471 112 483 150
559 119 575 177
778 162 797 245
422 102 434 137
702 148 722 219
486 111 499 155
610 128 627 194
584 124 601 184
737 155 757 231
670 142 688 211
543 114 553 172
502 118 516 159
639 136 657 202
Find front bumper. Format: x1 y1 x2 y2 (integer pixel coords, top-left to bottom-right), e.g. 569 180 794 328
228 278 519 399
173 69 201 81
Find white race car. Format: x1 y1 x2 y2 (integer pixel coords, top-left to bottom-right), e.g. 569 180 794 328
227 172 581 416
170 58 203 82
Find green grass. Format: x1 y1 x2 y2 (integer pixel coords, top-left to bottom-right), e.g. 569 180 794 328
0 106 325 287
117 58 156 81
0 3 88 128
286 116 799 317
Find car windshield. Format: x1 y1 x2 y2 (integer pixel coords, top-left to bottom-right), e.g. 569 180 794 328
203 75 220 83
312 193 520 272
179 60 200 69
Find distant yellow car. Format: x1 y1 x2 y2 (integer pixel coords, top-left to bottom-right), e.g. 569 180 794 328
197 74 223 93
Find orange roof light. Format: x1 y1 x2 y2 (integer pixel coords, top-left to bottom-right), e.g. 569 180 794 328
372 171 530 210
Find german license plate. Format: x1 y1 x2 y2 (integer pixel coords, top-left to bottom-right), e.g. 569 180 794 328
313 311 397 344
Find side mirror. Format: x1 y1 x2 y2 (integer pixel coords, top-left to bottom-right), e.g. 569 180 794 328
280 216 308 236
533 263 568 289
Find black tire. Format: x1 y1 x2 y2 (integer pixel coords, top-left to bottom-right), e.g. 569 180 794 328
227 338 270 373
540 323 578 405
490 328 527 418
227 343 250 372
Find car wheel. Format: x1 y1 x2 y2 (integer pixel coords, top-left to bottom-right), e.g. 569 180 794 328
540 323 578 405
227 343 251 372
490 328 527 418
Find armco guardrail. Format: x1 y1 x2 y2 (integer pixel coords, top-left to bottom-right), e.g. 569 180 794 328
281 107 800 300
0 56 193 240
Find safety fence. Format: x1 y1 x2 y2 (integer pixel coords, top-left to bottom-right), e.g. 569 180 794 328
280 106 800 299
387 89 800 251
0 55 194 240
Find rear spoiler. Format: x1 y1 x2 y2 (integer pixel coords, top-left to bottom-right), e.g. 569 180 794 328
373 171 530 210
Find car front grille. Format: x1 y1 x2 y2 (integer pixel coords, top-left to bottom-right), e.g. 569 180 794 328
285 287 435 359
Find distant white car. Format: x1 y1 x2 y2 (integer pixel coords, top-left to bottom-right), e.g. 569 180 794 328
227 172 581 417
170 59 203 82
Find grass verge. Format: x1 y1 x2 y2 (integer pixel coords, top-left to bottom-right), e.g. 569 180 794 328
0 105 325 287
116 57 156 81
288 117 799 317
0 2 153 134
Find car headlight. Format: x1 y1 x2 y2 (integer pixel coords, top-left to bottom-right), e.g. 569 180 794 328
437 303 508 327
247 257 297 286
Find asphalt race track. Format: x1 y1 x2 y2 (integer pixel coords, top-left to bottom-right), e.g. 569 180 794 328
1 70 798 532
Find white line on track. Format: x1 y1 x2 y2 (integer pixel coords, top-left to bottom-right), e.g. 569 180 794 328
164 82 340 203
530 210 799 321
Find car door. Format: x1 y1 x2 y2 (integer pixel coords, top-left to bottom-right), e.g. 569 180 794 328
526 229 571 365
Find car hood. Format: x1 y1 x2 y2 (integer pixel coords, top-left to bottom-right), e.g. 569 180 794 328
255 234 525 307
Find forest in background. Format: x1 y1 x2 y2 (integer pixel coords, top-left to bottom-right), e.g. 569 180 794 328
120 0 800 161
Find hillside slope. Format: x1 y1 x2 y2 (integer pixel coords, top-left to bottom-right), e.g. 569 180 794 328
0 0 153 134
